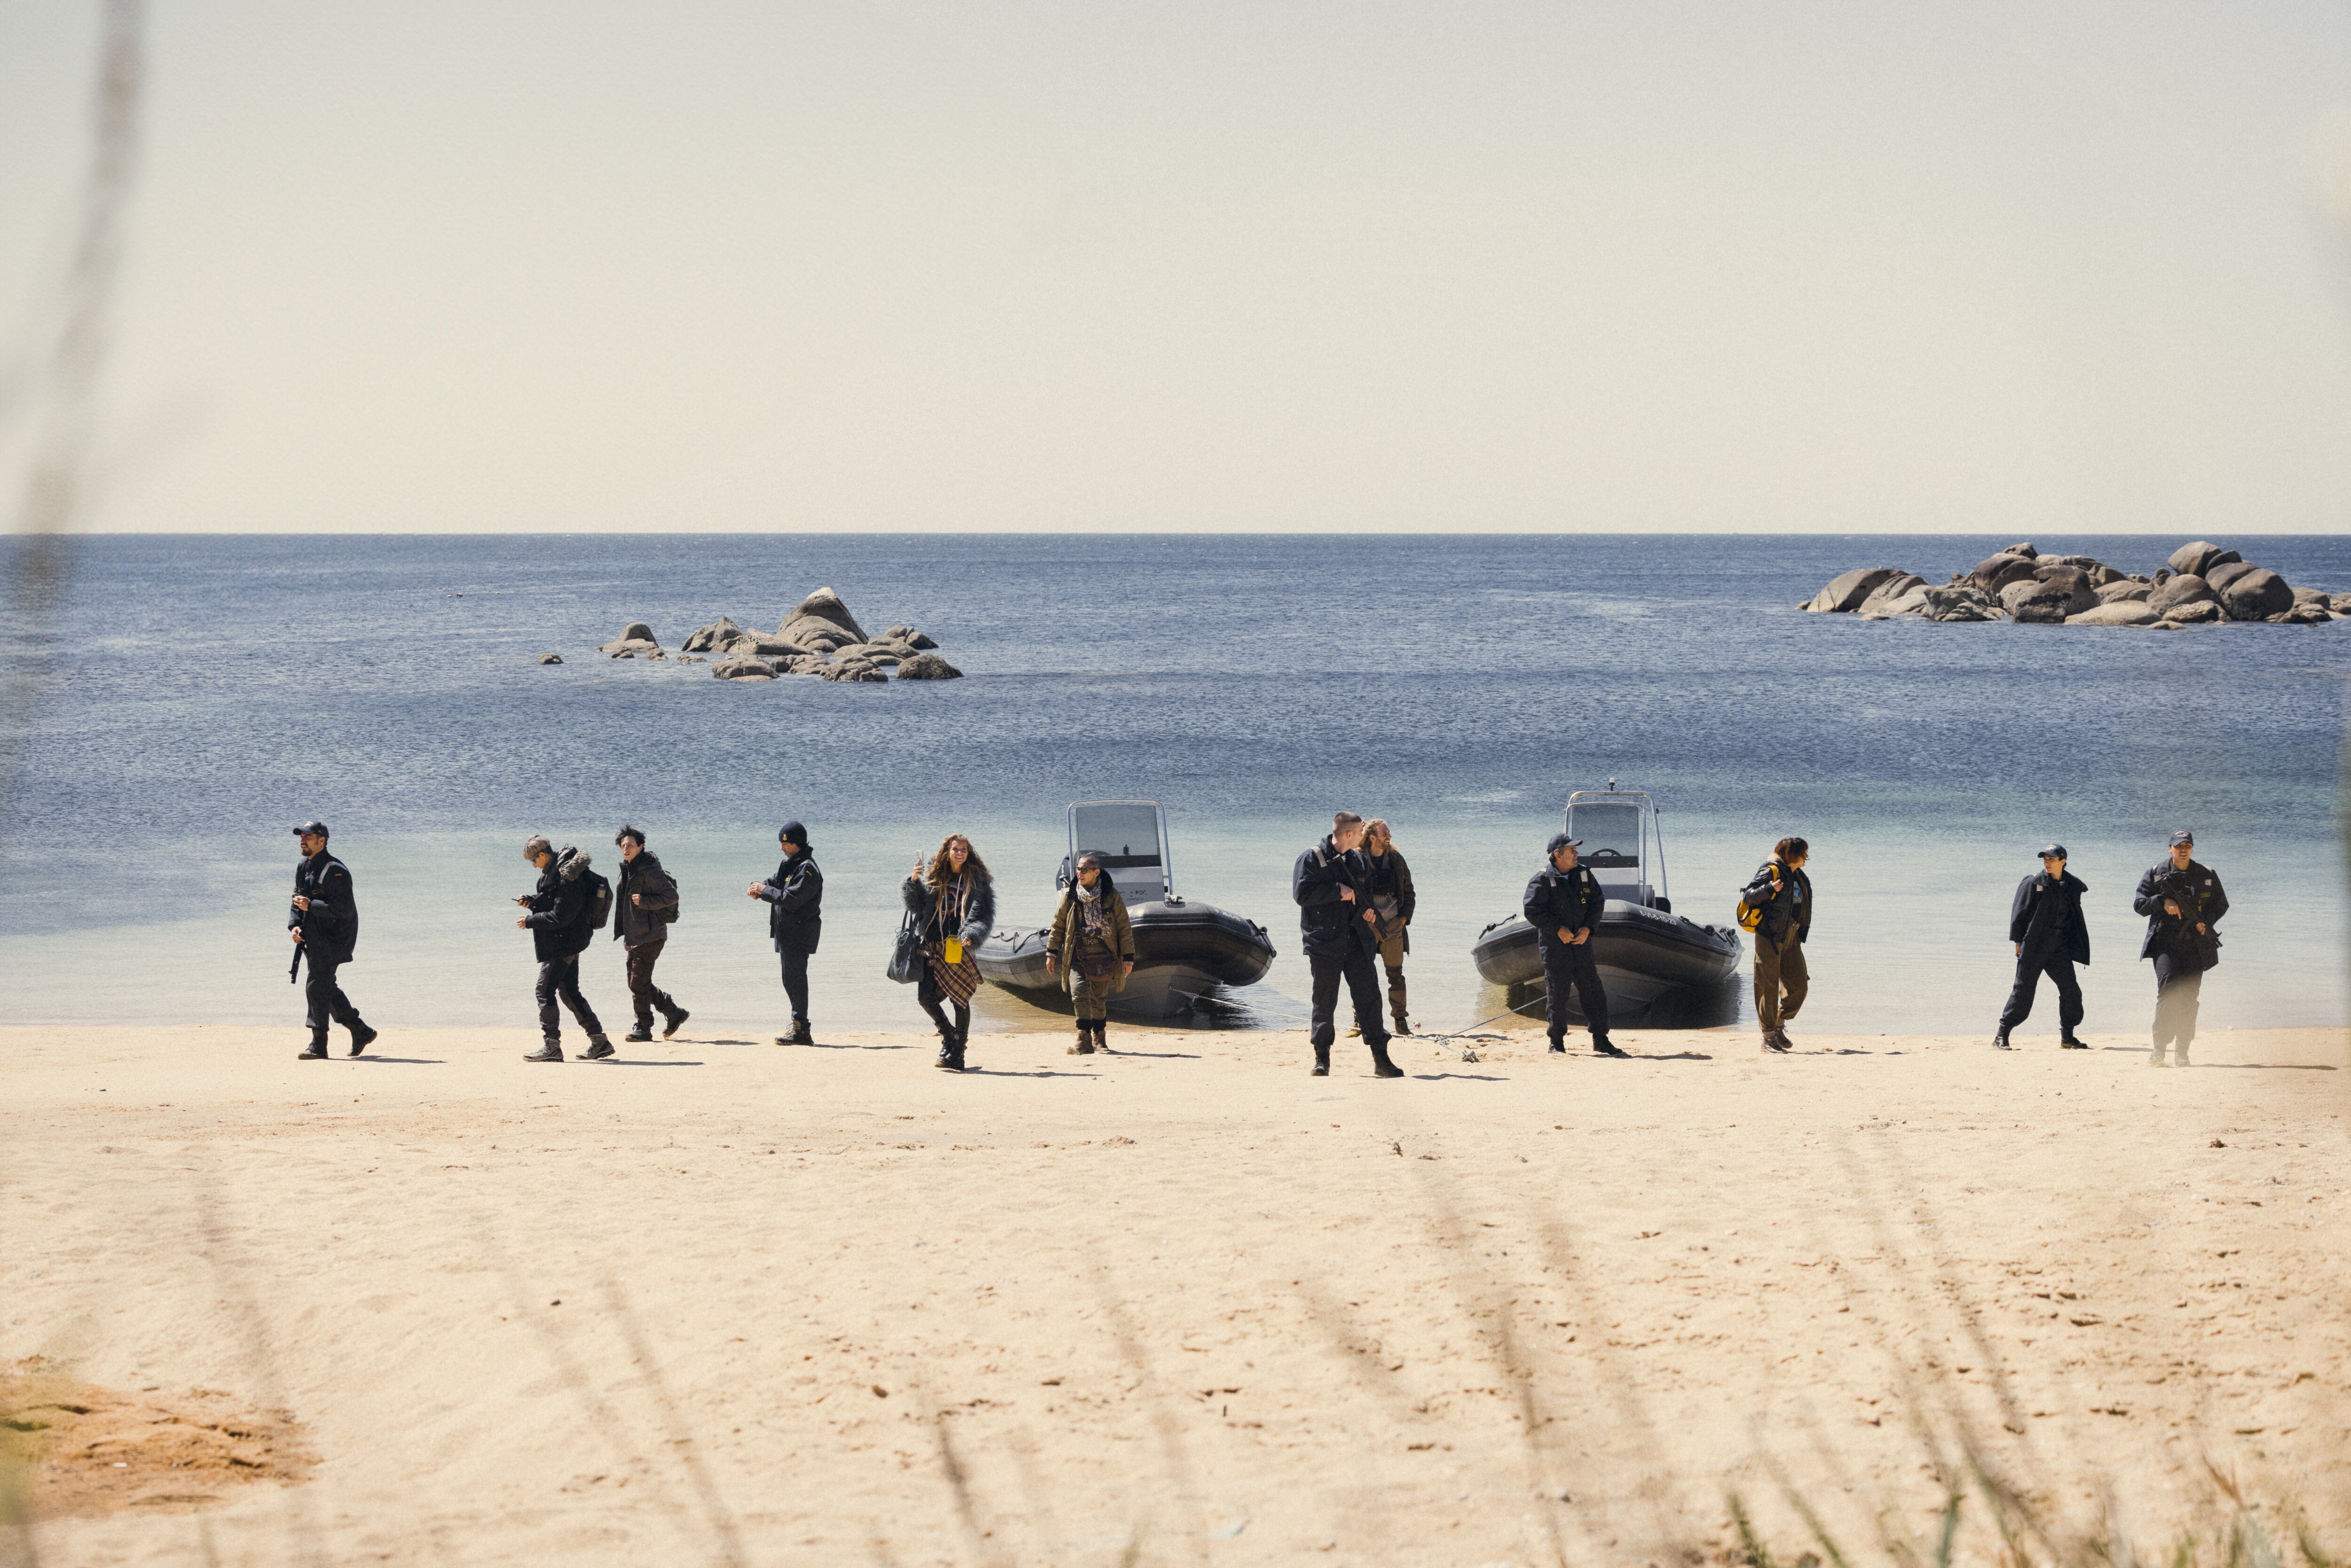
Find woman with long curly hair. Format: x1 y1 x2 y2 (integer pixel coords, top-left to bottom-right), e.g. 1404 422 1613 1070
902 833 996 1071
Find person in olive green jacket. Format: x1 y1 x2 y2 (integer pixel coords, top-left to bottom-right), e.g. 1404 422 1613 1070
1046 852 1136 1055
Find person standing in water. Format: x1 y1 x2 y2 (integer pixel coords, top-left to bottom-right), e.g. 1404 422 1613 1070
750 821 822 1045
289 820 376 1060
1994 843 2088 1050
904 834 994 1072
612 826 688 1042
1741 837 1813 1054
1522 833 1621 1056
1047 851 1135 1055
1292 811 1404 1079
2134 829 2226 1067
1360 819 1417 1036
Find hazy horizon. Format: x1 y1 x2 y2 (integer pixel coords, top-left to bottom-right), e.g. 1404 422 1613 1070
6 1 2351 536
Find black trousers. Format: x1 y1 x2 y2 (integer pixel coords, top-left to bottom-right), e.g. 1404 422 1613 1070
303 957 363 1038
1541 941 1609 1040
626 939 678 1027
2152 953 2203 1048
1998 948 2082 1032
780 948 811 1022
1308 946 1388 1053
536 954 604 1040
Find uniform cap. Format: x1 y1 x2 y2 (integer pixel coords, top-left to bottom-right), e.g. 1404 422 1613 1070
2039 843 2067 860
2168 829 2194 847
292 820 329 838
1546 832 1581 854
779 820 808 846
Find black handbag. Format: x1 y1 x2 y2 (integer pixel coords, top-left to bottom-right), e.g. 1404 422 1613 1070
886 909 924 985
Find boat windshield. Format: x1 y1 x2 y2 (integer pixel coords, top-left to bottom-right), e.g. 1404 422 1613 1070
1566 800 1646 901
1070 802 1169 903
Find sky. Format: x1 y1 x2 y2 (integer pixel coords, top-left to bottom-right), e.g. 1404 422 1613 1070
3 0 2351 535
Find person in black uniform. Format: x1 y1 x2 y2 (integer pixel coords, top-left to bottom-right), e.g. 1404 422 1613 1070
749 820 823 1046
2133 829 2227 1067
1523 832 1621 1056
1292 811 1403 1078
1994 843 2089 1050
516 835 612 1063
289 820 376 1060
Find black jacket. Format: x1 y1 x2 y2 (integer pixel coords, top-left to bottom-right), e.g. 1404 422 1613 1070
902 868 994 948
1739 859 1812 945
2009 869 2090 965
1292 836 1377 961
1523 861 1605 953
290 849 358 966
1362 846 1416 953
758 850 824 954
613 851 678 949
2133 859 2227 967
521 848 598 961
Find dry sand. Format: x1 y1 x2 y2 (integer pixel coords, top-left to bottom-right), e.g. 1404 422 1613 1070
3 1019 2346 1566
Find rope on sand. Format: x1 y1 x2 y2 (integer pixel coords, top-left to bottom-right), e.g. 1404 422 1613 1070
1414 992 1556 1063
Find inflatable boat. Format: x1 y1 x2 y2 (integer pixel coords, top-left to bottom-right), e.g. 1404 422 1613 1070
1470 788 1743 1020
978 800 1278 1017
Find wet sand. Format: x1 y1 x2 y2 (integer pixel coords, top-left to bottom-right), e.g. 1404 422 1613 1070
4 1021 2346 1565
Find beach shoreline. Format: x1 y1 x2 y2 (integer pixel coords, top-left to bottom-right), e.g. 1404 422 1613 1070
5 1021 2345 1564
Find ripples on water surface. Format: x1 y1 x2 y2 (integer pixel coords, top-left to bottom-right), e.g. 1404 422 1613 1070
3 533 2344 1037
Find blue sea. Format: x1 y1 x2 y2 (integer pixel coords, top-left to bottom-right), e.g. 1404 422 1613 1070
2 533 2344 1040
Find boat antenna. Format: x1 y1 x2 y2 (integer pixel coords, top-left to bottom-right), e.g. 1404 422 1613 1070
1608 777 1616 791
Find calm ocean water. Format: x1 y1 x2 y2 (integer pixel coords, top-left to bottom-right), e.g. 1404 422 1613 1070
2 533 2344 1040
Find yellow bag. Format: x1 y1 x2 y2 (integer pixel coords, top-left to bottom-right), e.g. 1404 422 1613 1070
943 936 963 965
1735 862 1782 933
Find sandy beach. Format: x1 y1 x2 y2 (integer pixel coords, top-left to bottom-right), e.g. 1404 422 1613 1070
4 1019 2345 1566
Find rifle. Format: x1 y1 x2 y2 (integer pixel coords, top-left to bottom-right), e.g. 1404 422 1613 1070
2157 867 2219 968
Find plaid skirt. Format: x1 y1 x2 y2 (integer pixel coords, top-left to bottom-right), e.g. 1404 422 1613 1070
926 946 980 1007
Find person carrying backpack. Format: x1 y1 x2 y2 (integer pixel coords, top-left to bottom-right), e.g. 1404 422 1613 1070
613 825 688 1042
1739 837 1813 1054
515 834 613 1062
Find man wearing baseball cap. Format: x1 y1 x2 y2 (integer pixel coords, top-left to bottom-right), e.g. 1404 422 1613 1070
289 821 376 1059
2132 830 2228 1066
1523 832 1621 1056
1994 843 2089 1050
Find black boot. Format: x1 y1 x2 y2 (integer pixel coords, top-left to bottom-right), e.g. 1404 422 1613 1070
347 1021 377 1056
1386 969 1411 1035
583 1034 616 1060
1369 1040 1404 1079
2059 1029 2086 1049
523 1040 564 1063
787 1018 814 1046
298 1032 329 1060
1547 1034 1565 1053
662 1004 691 1039
1311 1045 1330 1077
1070 1021 1096 1056
1992 1028 2013 1050
625 1024 655 1043
938 1036 967 1072
1591 1034 1628 1058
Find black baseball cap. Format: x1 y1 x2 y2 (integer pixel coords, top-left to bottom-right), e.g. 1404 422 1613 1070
2039 843 2067 859
292 820 329 838
2169 829 2194 847
779 820 808 846
1547 832 1581 854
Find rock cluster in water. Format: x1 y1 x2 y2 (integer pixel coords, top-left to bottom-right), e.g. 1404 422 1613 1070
581 590 963 681
1802 542 2346 629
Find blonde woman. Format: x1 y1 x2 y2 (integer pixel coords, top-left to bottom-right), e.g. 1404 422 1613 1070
902 834 996 1072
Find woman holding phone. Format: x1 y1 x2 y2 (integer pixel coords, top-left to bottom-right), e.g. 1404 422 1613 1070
903 834 995 1072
